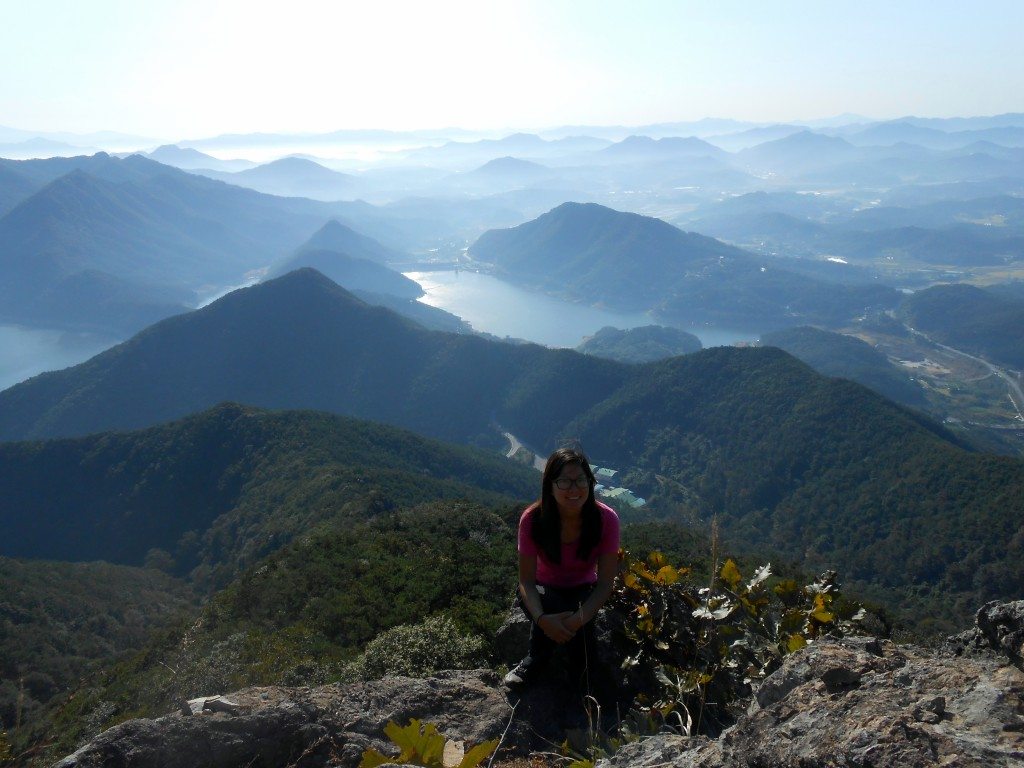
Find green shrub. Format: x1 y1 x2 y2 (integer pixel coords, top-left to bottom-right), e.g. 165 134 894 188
353 615 486 680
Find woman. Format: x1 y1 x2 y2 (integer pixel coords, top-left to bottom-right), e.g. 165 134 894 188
504 447 620 695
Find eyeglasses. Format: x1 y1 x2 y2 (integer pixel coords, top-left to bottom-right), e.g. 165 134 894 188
554 477 590 490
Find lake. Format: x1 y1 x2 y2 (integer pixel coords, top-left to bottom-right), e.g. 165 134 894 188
0 326 120 392
405 270 754 349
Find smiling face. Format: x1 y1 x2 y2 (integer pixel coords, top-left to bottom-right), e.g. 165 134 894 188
552 461 591 514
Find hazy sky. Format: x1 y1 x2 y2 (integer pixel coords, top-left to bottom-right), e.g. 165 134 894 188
2 0 1022 140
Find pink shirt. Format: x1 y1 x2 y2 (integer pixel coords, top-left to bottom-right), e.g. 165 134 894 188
518 501 620 588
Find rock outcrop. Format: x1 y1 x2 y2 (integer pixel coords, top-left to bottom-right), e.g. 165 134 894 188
55 670 525 768
55 602 1024 768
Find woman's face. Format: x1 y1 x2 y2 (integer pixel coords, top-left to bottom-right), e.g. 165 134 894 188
551 461 590 513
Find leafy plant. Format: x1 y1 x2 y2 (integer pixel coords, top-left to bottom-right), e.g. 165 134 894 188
607 550 863 735
360 719 497 768
348 614 487 681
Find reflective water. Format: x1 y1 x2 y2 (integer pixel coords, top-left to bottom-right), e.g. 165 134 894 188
405 270 754 349
0 326 120 392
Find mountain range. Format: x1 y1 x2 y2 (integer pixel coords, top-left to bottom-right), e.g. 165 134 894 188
0 153 424 334
1 267 1021 631
469 202 900 330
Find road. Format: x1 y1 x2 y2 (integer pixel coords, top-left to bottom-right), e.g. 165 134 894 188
502 431 546 471
909 328 1024 422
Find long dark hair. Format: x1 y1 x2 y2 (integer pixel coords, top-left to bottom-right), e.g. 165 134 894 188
530 447 601 564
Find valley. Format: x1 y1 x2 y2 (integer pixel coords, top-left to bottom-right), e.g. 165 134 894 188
2 113 1024 766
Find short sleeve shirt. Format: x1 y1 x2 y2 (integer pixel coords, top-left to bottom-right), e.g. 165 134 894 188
518 501 620 588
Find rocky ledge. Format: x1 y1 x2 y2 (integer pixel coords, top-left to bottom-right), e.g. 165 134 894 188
55 602 1024 768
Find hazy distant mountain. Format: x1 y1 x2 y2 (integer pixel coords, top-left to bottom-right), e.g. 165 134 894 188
0 137 97 159
895 113 1024 131
266 248 422 299
596 135 726 161
402 133 612 169
704 124 808 152
290 219 407 264
266 221 419 297
761 326 927 409
199 157 358 200
0 153 399 332
146 144 255 172
0 163 39 217
467 156 549 179
737 131 862 175
469 202 899 329
843 195 1024 232
844 120 1024 149
577 325 702 363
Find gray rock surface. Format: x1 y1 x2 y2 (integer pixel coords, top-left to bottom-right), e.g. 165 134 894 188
54 670 526 768
600 635 1024 768
55 602 1024 768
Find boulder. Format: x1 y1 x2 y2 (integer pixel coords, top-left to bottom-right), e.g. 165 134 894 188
54 670 527 768
599 634 1024 768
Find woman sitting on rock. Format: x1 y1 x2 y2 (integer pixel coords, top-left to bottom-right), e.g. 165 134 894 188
504 447 620 698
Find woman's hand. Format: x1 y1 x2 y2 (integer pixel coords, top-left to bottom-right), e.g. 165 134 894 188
538 611 576 643
564 612 586 633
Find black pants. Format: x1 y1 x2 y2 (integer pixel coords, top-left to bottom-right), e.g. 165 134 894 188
518 582 599 694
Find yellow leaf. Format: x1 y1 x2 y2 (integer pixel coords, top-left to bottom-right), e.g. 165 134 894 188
359 749 391 768
656 565 679 585
720 559 742 589
637 603 650 617
785 634 807 653
648 551 667 569
812 610 835 623
457 739 499 768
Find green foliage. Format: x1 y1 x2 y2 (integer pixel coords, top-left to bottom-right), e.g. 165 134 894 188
28 500 519 762
349 615 486 681
360 719 497 768
761 325 927 408
0 558 195 732
577 326 701 364
899 283 1024 369
608 550 862 735
567 346 1024 633
0 404 535 584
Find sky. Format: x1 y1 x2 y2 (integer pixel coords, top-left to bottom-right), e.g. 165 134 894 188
2 0 1023 141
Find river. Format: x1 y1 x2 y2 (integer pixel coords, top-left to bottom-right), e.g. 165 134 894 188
405 270 754 349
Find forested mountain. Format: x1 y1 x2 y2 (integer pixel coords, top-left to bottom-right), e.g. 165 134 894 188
1 268 1021 631
0 403 537 582
0 558 195 732
469 202 900 329
899 283 1024 369
561 347 1024 630
0 268 631 444
760 326 927 409
577 325 702 363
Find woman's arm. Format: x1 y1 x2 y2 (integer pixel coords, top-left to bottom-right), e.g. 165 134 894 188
519 552 575 643
566 551 618 631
